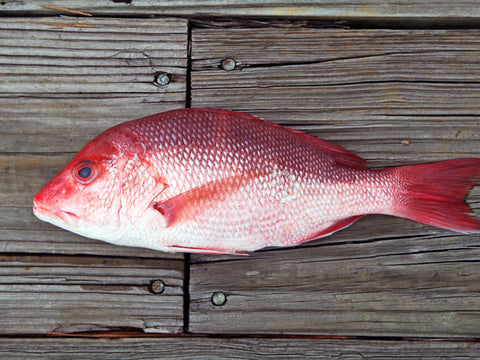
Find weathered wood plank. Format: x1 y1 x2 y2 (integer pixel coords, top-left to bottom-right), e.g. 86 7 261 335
0 17 187 153
0 255 184 334
189 229 480 336
192 29 480 165
0 17 187 257
0 16 187 335
189 27 480 336
2 1 480 20
0 337 479 359
193 28 480 66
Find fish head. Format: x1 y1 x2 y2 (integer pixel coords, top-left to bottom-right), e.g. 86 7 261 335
32 126 168 244
32 136 128 241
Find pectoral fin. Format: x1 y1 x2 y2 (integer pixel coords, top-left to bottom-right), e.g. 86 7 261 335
153 172 261 228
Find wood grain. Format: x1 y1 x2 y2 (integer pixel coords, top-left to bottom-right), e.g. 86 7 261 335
2 1 480 21
0 17 187 257
0 17 187 154
189 27 480 336
0 254 184 334
191 29 480 166
190 232 480 336
1 337 480 359
0 16 188 335
1 6 480 357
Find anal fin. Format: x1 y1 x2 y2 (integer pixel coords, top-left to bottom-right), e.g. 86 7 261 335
169 245 249 255
296 215 365 245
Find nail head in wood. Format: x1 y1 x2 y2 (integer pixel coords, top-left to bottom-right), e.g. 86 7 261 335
211 291 227 306
221 58 236 71
153 72 170 87
149 279 165 294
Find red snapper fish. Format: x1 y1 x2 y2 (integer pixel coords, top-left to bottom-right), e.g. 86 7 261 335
33 108 480 254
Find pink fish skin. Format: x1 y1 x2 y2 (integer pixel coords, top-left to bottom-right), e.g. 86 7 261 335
33 108 480 254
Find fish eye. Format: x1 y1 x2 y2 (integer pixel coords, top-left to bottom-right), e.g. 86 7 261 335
73 160 98 184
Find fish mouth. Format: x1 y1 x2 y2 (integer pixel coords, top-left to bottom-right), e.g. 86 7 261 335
33 201 79 226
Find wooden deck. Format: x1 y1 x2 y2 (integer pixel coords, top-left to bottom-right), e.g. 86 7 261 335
1 2 480 358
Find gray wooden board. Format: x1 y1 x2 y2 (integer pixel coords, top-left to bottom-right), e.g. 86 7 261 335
191 29 480 166
0 255 184 334
189 27 480 336
0 17 187 257
0 17 188 334
191 28 480 166
0 17 187 153
2 1 480 20
0 337 480 359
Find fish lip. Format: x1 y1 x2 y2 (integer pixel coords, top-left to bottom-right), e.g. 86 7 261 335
32 201 48 218
33 201 79 223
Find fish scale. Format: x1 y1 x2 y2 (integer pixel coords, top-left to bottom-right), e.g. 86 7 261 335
33 108 480 254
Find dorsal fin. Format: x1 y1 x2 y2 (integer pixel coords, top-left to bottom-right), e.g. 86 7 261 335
289 129 366 168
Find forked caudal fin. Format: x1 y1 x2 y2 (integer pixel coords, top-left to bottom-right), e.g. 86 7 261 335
388 158 480 233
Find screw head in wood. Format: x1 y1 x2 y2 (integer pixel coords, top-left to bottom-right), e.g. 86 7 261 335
149 279 165 294
153 72 170 87
221 58 236 71
211 291 227 306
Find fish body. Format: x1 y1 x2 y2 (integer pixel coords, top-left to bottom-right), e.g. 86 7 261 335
33 109 480 253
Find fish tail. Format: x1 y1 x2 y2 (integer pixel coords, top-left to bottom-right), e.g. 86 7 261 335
387 158 480 233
